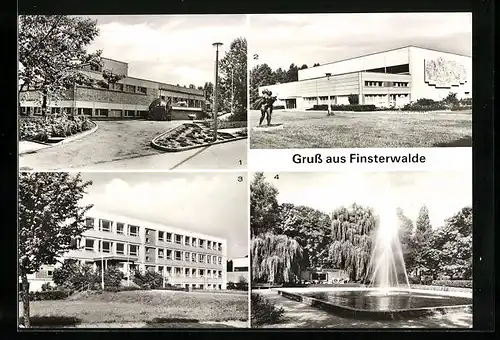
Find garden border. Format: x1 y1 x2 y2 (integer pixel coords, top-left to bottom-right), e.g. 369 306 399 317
19 120 99 155
150 123 247 153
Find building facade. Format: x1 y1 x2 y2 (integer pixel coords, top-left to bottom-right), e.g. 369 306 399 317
259 46 472 110
24 210 228 291
227 256 249 284
19 57 205 119
300 268 350 284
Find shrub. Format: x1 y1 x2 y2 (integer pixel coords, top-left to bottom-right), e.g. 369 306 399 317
18 115 94 142
97 266 123 289
251 293 285 327
402 98 447 111
133 269 164 289
431 280 472 288
41 282 54 291
29 290 69 301
273 105 285 110
348 94 359 105
306 104 377 112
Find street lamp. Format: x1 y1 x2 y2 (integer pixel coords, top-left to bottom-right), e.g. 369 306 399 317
212 42 223 142
325 73 332 115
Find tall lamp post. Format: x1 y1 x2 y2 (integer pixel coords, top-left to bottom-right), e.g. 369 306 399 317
325 73 332 115
212 42 223 142
231 67 234 114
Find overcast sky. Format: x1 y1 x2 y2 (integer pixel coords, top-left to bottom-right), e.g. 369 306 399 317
257 170 472 229
86 15 247 87
80 172 248 259
249 13 472 70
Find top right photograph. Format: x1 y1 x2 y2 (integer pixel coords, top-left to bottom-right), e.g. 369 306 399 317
249 13 472 149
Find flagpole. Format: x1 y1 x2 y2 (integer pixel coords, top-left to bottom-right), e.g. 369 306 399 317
101 236 104 290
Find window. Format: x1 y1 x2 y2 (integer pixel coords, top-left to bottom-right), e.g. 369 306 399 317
113 83 123 91
191 268 197 277
85 239 94 251
199 269 205 277
191 238 197 247
47 270 53 276
218 243 222 251
199 254 205 263
77 108 92 115
218 271 222 278
116 243 125 254
166 267 172 276
129 225 139 237
175 234 182 244
146 256 150 261
50 107 61 114
191 253 197 262
137 86 147 94
175 267 182 276
129 244 138 256
85 217 94 228
158 266 164 274
161 95 165 101
207 256 211 264
185 268 190 277
175 251 182 261
125 84 135 92
158 231 164 241
146 237 150 243
116 223 124 235
184 252 190 261
100 241 111 253
207 241 212 249
166 249 172 260
166 233 172 242
158 249 164 258
199 239 205 248
99 220 111 232
212 255 217 264
185 236 190 246
95 109 109 116
218 257 222 265
125 110 135 117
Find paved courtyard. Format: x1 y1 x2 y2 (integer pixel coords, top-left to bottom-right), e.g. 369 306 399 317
19 120 247 170
254 289 472 329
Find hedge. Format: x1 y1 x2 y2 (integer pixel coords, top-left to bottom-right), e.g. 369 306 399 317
273 105 285 110
451 105 472 111
431 280 472 288
28 290 70 301
251 293 285 327
19 115 94 142
306 104 377 112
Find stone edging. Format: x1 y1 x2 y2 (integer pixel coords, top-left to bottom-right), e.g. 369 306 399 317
151 123 247 152
19 121 99 155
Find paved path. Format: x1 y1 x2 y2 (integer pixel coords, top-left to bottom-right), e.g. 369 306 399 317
255 289 472 329
18 120 248 170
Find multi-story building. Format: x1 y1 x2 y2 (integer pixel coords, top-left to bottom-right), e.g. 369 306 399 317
19 57 205 119
259 45 472 110
23 210 228 291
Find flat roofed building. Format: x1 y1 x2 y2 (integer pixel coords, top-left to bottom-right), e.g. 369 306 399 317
24 210 228 291
19 57 205 119
259 46 472 110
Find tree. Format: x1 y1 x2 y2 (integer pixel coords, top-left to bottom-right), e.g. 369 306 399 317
396 207 415 270
197 86 204 91
19 172 93 327
203 82 214 104
277 203 331 269
348 94 359 105
249 63 274 108
285 63 299 83
189 84 196 89
18 15 104 115
218 37 247 116
313 63 320 67
299 64 308 70
328 204 377 282
251 233 303 284
250 173 281 237
412 205 433 278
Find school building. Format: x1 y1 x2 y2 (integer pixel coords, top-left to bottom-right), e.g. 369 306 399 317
259 46 472 110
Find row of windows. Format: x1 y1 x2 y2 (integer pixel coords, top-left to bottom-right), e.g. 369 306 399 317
152 266 223 278
19 107 148 117
108 82 148 94
364 81 409 87
87 218 223 252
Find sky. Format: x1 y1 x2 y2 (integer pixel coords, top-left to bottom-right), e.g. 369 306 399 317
249 13 472 70
80 172 249 259
85 15 247 87
256 170 472 229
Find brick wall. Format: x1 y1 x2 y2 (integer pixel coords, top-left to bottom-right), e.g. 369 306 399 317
20 88 74 102
75 86 158 105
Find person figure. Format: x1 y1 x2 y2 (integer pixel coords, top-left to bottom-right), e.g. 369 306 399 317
259 89 277 126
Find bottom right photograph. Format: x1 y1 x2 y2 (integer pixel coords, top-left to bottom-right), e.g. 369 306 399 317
250 171 472 329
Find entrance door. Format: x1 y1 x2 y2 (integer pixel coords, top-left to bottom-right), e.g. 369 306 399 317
285 99 296 109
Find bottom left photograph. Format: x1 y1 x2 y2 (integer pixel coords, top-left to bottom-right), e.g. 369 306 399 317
18 171 250 329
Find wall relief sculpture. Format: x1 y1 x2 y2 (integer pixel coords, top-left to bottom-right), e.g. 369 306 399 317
424 57 467 88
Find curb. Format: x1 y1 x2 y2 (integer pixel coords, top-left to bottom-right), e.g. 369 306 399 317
19 121 99 156
151 123 247 152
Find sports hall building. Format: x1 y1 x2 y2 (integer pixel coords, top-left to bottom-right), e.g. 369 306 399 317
24 210 228 291
19 57 205 119
259 46 472 110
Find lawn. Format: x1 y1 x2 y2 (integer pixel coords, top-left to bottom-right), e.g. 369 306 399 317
249 109 472 149
20 290 248 327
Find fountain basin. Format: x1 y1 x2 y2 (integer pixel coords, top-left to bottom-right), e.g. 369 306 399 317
277 288 472 320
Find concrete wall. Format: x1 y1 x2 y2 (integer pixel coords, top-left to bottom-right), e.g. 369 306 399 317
409 46 472 101
102 58 128 76
298 47 410 80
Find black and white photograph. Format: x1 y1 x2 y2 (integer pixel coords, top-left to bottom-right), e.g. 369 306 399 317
18 172 249 328
249 13 472 149
18 15 248 171
250 171 472 328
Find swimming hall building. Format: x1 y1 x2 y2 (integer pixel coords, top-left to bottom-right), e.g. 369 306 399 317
259 46 472 110
25 210 228 291
19 57 205 119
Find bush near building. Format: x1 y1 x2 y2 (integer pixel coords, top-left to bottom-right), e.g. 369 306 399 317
306 104 378 112
19 115 94 142
28 290 70 301
251 293 285 327
431 280 472 289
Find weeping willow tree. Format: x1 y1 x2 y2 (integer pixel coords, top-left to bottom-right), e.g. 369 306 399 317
328 203 377 282
251 233 303 284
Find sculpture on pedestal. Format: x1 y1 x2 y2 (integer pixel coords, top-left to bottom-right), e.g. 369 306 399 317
256 89 277 126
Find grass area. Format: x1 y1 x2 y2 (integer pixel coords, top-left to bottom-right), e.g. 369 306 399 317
249 110 472 148
20 290 248 326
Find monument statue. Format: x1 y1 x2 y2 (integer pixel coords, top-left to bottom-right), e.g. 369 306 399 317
257 89 277 126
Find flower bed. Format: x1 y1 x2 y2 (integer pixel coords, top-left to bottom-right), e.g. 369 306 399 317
19 115 94 142
152 123 247 151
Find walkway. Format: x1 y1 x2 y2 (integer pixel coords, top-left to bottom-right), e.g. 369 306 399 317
255 289 472 329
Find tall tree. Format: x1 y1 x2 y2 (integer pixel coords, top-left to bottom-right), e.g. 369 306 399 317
188 84 196 89
328 204 377 282
218 37 247 117
285 63 299 82
313 63 321 67
251 233 303 284
203 81 214 103
250 173 280 237
396 207 415 271
412 205 433 277
277 203 331 269
18 15 105 115
299 64 308 70
19 172 93 327
249 63 274 107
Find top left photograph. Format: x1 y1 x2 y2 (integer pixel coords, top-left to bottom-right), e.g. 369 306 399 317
18 14 248 171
